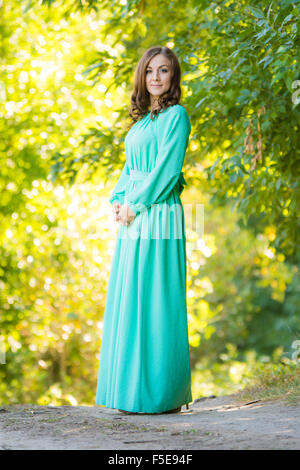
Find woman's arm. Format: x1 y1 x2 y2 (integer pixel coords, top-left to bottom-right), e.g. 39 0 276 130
109 161 131 206
125 105 191 216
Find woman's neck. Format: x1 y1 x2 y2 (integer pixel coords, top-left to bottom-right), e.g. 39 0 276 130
150 96 161 112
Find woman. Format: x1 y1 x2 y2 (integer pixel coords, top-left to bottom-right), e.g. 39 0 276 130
96 45 192 414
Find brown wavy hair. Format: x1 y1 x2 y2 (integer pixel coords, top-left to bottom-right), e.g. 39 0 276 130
127 46 182 130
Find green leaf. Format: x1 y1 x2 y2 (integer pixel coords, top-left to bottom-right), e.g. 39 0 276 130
249 7 265 19
230 171 238 183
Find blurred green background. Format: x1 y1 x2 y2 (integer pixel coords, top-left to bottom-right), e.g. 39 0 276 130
1 0 299 406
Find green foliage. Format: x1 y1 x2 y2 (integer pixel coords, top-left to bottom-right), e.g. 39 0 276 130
192 0 300 259
0 0 124 405
236 359 300 404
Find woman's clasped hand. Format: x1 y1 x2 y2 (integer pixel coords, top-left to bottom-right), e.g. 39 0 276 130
112 201 136 226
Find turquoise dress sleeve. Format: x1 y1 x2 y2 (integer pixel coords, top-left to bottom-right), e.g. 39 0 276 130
109 161 130 205
126 105 191 215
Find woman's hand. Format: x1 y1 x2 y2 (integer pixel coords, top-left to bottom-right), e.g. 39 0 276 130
119 203 136 226
112 201 121 222
112 202 136 226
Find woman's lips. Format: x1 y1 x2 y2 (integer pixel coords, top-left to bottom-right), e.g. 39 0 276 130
151 84 162 87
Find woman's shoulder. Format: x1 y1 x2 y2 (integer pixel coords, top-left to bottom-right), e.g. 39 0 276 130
162 103 189 116
153 105 191 140
157 104 190 122
157 104 191 131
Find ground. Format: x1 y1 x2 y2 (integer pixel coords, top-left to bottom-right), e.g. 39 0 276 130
1 394 300 450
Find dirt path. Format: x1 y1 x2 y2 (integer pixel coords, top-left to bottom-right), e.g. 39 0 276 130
1 395 300 450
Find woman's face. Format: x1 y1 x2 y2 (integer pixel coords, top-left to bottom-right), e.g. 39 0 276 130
145 54 172 102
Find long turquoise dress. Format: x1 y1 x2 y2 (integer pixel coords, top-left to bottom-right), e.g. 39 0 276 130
96 104 193 413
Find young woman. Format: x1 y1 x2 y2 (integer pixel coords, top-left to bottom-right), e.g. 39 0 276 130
96 45 192 414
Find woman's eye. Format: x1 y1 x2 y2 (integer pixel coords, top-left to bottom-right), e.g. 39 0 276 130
146 69 168 74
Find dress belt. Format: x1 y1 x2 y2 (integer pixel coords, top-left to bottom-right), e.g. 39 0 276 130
128 168 187 195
